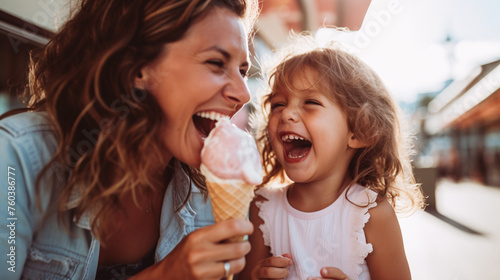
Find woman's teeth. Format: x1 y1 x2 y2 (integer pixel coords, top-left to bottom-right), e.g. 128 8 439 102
196 111 229 121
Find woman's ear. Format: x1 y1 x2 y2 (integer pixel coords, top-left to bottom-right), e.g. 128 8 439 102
134 67 150 90
347 132 369 149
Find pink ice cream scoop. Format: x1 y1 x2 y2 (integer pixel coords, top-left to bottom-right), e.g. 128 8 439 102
200 119 262 185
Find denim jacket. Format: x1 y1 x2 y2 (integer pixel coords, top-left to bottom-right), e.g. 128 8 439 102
0 112 215 279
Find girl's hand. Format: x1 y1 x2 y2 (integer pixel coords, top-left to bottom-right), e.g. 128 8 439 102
306 267 350 280
251 254 293 279
133 219 253 279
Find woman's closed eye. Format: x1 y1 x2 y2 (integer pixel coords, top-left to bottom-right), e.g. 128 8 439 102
207 60 225 69
207 60 248 78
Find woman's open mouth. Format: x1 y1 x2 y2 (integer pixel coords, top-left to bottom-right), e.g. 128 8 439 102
281 133 312 162
193 111 229 139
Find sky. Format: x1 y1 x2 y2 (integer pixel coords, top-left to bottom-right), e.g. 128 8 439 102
317 0 500 103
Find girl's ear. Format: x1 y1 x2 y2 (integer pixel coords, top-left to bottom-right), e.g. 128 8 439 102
348 132 369 149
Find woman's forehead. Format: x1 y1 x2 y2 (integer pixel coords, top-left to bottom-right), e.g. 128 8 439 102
182 7 249 58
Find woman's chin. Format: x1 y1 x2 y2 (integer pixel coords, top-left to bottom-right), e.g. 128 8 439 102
177 148 203 169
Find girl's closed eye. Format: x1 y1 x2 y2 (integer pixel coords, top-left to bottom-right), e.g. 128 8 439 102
270 102 285 111
305 99 322 106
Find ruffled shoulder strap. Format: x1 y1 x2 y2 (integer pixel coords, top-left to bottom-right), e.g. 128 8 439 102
254 186 286 251
343 184 378 280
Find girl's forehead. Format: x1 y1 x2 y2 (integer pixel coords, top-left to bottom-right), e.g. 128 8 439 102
272 70 324 95
290 66 319 84
270 85 325 100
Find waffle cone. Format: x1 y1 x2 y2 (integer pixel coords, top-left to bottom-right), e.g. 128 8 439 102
205 180 255 243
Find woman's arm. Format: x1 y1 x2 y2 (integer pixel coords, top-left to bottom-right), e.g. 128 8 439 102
364 198 411 280
133 219 253 280
239 197 292 280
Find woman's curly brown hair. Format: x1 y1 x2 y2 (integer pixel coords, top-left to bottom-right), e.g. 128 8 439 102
13 0 258 240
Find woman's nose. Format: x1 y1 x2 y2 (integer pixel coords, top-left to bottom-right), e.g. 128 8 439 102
223 73 251 106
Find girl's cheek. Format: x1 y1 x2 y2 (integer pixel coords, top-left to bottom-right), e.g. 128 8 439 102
268 116 280 132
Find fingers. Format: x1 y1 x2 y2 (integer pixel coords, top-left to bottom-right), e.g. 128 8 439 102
200 219 254 243
252 256 293 279
253 266 290 279
219 257 255 278
321 267 349 279
180 246 248 279
220 260 242 278
159 222 254 280
181 220 253 278
203 239 251 262
306 267 350 280
260 256 293 268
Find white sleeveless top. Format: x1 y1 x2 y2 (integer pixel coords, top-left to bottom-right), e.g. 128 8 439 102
255 184 377 280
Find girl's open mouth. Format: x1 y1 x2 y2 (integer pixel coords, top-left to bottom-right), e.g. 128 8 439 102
281 133 312 161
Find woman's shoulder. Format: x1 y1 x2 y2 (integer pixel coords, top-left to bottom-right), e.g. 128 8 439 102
0 111 55 138
1 111 59 170
0 112 67 245
0 111 62 196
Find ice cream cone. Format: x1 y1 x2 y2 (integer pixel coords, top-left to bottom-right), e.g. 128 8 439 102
199 119 262 280
205 179 255 242
201 165 255 241
202 166 255 280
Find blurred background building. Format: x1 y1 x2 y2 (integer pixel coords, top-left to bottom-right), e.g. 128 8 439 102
0 4 54 114
1 1 500 279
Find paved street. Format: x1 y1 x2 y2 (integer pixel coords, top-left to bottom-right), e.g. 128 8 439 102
399 179 500 280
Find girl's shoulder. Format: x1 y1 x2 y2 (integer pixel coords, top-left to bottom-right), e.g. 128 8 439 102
255 183 288 198
346 183 379 206
253 183 289 215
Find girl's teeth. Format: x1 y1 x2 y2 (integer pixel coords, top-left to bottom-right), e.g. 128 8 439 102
288 152 306 159
196 112 229 121
281 134 306 142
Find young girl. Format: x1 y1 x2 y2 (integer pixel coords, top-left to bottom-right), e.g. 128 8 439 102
240 35 425 280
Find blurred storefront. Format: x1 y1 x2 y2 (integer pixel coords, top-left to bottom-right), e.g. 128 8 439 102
256 0 370 49
0 2 55 115
424 60 500 186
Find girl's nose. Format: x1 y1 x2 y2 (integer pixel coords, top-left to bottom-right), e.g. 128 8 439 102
281 106 299 123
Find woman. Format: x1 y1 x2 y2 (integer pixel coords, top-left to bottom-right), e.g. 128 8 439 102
0 0 258 279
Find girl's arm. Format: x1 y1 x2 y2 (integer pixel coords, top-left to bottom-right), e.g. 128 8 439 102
364 198 411 280
239 196 292 280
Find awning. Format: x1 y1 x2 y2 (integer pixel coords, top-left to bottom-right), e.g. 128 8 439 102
425 60 500 134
